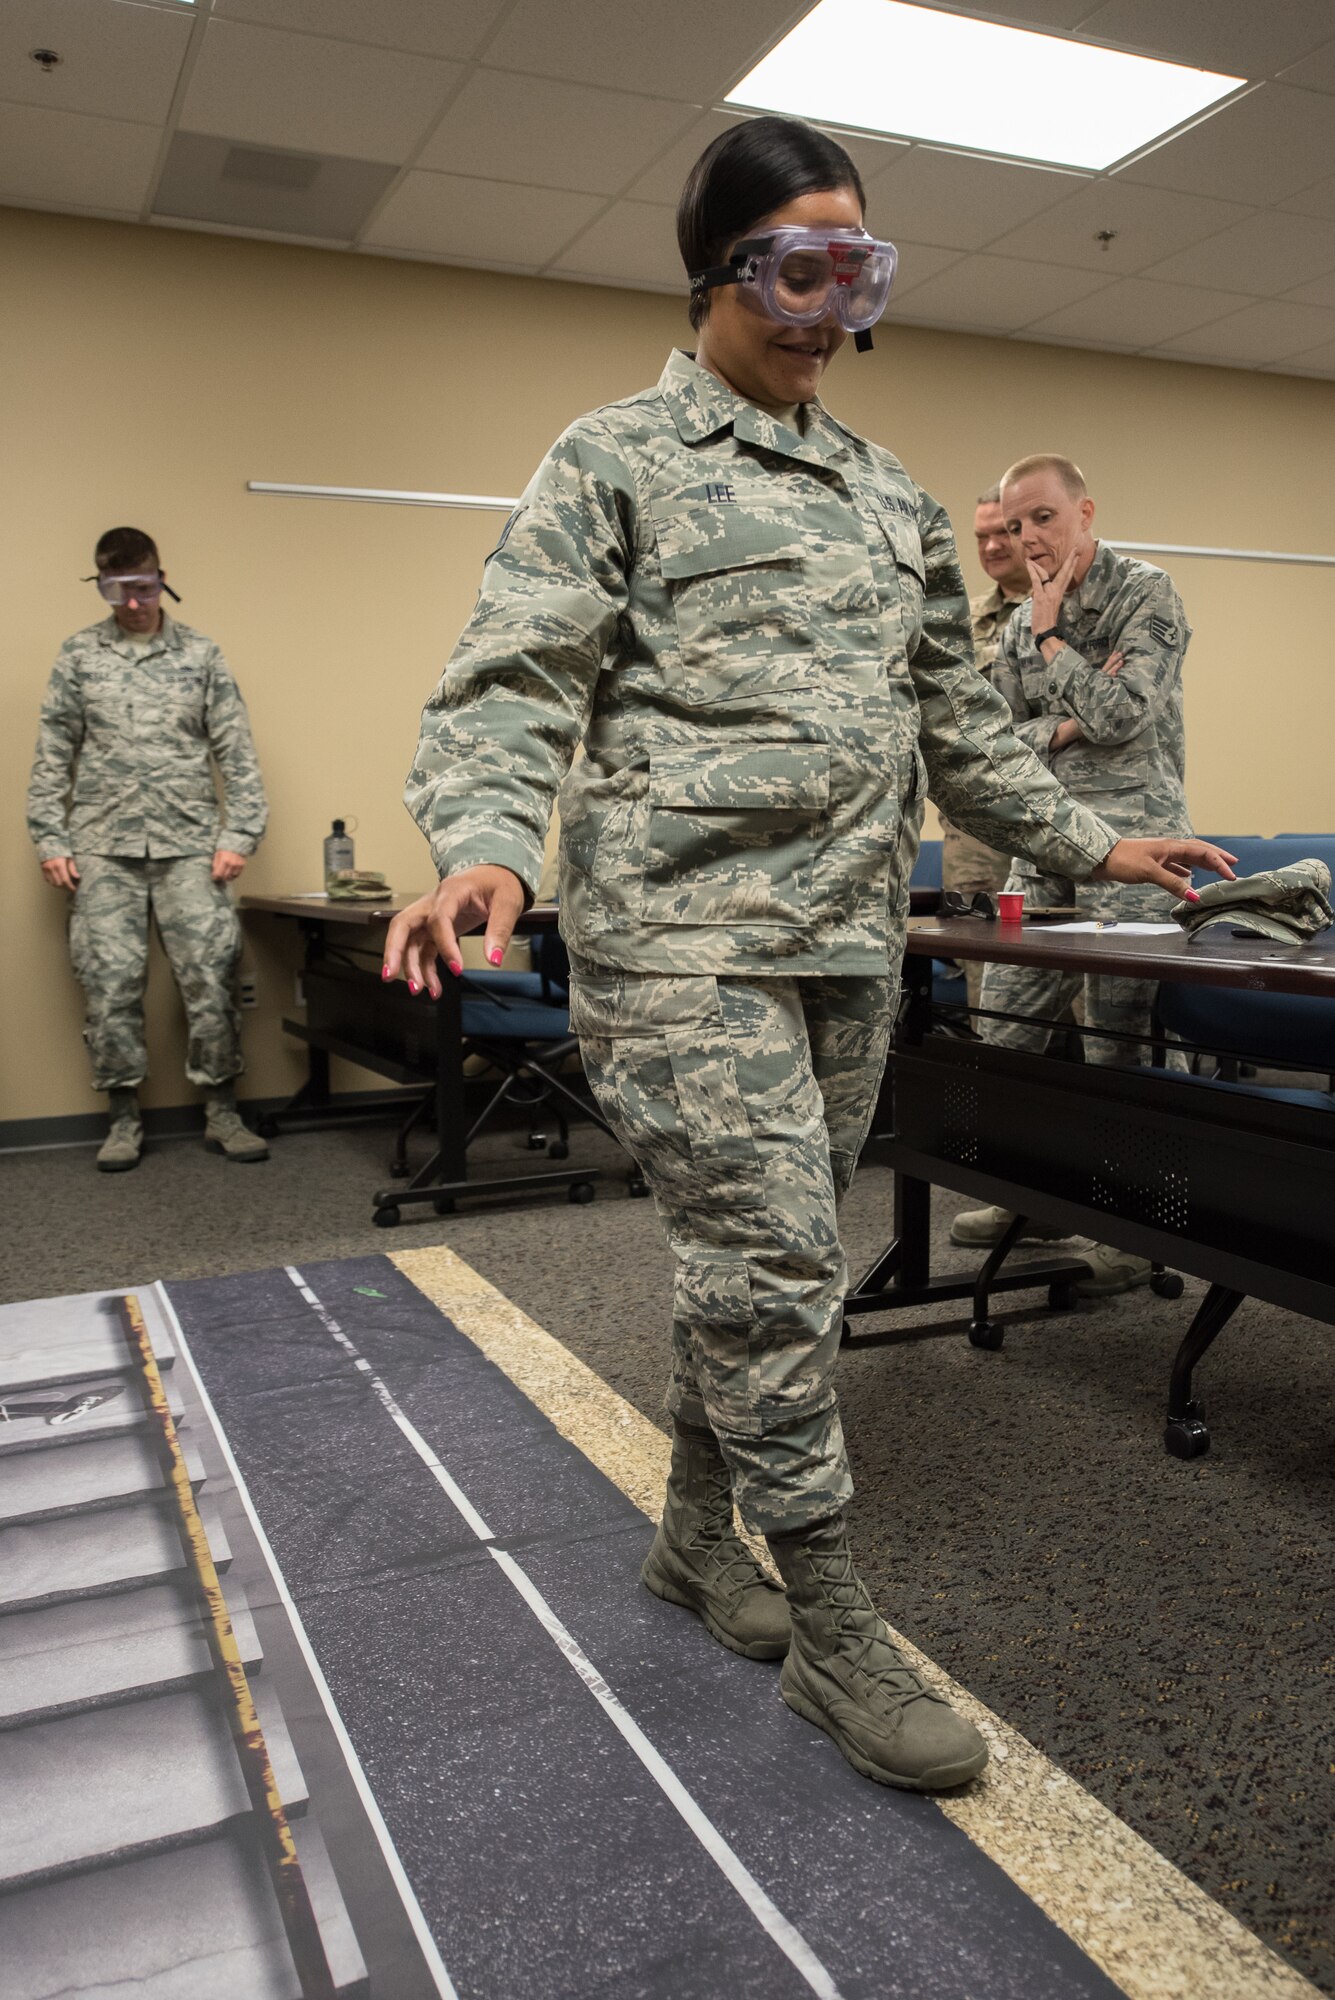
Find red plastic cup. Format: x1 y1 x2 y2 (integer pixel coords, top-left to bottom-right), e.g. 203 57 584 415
997 890 1024 926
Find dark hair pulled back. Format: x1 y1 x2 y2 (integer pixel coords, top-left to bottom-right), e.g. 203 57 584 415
677 116 866 331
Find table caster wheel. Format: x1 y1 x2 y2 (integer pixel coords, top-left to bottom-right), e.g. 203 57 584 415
969 1321 1005 1351
1164 1403 1209 1458
568 1181 595 1205
1151 1270 1184 1299
373 1205 401 1229
434 1196 456 1215
526 1132 547 1152
1048 1281 1078 1312
256 1115 278 1140
389 1161 409 1179
628 1175 649 1199
548 1139 569 1160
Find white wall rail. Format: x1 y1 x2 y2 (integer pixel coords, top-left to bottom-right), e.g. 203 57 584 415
247 484 1335 567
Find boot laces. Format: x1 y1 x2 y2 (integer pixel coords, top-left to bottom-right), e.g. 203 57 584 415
809 1549 937 1705
689 1454 769 1587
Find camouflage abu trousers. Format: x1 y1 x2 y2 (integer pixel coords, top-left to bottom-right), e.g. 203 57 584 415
939 815 1013 1013
979 867 1176 1066
568 963 894 1537
68 854 243 1092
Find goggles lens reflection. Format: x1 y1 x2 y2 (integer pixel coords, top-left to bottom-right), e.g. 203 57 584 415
96 572 164 604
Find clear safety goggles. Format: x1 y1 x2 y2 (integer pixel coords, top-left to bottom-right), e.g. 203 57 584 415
84 570 181 605
690 227 898 346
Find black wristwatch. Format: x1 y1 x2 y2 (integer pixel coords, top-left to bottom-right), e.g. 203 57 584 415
1033 626 1062 647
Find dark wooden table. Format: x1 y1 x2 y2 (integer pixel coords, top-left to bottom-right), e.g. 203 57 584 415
907 912 1335 997
849 914 1335 1460
239 895 593 1216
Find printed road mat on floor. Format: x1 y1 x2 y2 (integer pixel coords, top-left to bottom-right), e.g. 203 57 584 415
160 1253 1316 2000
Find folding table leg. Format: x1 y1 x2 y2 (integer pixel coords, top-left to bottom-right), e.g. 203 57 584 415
1163 1283 1245 1459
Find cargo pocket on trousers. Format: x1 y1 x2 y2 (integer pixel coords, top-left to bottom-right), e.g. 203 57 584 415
677 1251 761 1437
664 1022 767 1213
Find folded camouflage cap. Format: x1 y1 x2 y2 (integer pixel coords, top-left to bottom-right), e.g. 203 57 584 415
1172 858 1333 944
326 868 392 900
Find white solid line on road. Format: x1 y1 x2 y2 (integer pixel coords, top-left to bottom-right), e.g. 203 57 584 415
155 1280 461 2000
284 1265 847 2000
491 1545 846 2000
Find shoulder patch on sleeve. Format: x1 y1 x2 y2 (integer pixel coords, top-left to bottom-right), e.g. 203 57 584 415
1148 614 1176 646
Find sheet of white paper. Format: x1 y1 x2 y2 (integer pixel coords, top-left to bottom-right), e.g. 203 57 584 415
1041 921 1181 934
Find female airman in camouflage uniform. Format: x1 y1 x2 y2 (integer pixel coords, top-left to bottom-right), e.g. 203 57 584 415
387 121 1230 1793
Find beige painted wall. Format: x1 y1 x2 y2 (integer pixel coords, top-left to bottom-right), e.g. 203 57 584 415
4 205 1333 1124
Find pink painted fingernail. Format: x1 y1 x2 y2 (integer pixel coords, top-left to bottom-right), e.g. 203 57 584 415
381 965 391 981
1185 889 1200 903
408 979 421 994
448 958 463 976
488 948 504 966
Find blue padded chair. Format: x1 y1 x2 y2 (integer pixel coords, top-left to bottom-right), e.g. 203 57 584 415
911 838 943 889
389 929 638 1184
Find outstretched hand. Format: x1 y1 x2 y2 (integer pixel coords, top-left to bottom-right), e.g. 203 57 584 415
1093 837 1237 902
382 864 526 997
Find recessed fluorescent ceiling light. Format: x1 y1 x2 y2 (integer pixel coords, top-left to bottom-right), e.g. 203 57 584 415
727 0 1243 172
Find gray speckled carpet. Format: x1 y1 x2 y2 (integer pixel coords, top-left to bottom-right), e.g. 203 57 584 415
3 1112 1331 1992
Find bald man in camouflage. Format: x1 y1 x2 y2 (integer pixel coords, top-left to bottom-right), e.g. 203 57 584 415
27 527 269 1171
952 456 1192 1293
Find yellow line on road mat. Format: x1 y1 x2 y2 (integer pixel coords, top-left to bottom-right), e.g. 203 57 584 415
393 1243 1317 2000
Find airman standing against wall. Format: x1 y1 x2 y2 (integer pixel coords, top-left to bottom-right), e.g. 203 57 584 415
26 526 270 1170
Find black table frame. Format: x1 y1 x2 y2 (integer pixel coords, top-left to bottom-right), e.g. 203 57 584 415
242 902 610 1219
847 942 1335 1459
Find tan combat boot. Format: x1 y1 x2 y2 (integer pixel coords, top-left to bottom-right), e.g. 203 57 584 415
204 1088 269 1163
949 1204 1069 1248
96 1087 143 1173
768 1512 988 1792
641 1421 790 1660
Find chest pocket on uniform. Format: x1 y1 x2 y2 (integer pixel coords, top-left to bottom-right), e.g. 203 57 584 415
652 504 819 709
879 514 926 651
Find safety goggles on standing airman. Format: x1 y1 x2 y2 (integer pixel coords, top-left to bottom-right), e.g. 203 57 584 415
689 227 898 350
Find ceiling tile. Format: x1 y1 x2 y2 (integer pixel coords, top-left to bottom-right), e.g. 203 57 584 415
625 111 748 205
417 71 696 197
873 146 1083 253
481 0 807 102
0 0 193 125
886 240 966 296
1277 172 1335 223
1077 0 1333 75
548 200 687 291
898 1 1094 25
211 0 509 62
885 252 1109 333
153 132 398 243
623 108 907 210
986 179 1252 275
1140 209 1335 297
1277 38 1335 94
1154 299 1335 364
181 18 461 163
361 171 604 266
1281 269 1335 310
1274 336 1335 374
1119 85 1335 206
0 101 162 211
1024 275 1257 347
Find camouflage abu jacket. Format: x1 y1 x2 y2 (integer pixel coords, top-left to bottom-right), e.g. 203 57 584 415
26 614 268 862
969 582 1026 679
405 349 1118 976
990 540 1191 848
